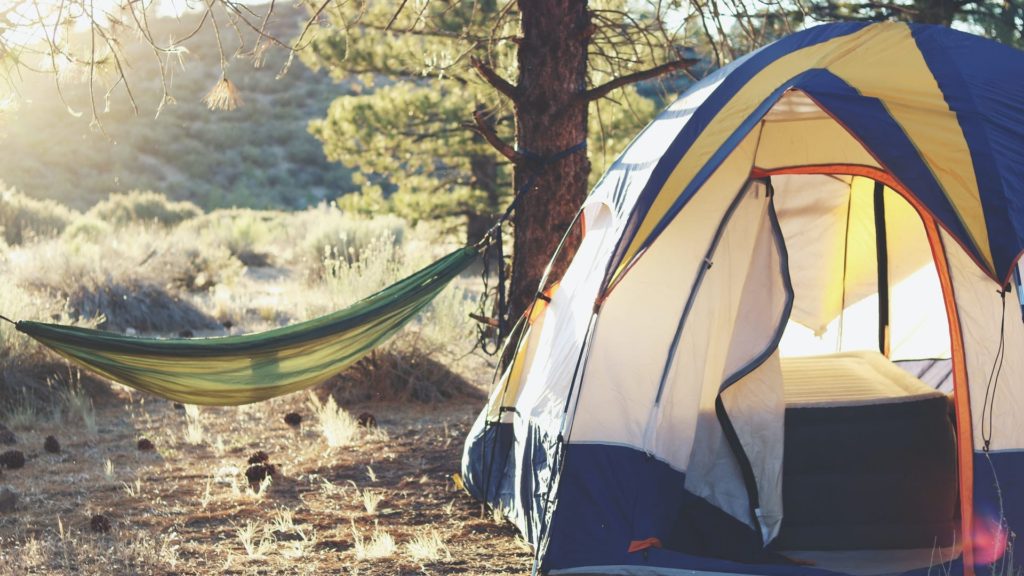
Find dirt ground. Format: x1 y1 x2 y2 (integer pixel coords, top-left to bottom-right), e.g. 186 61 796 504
0 387 532 575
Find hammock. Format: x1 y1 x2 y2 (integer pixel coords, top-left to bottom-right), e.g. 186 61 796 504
10 247 479 406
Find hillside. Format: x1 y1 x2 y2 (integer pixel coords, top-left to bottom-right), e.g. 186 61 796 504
0 5 357 211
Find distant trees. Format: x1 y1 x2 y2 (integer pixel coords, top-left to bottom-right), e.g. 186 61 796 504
805 0 1022 44
301 5 512 244
303 1 691 323
5 0 1016 333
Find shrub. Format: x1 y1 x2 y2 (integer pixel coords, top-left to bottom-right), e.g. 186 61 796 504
295 204 406 279
178 209 287 267
12 231 226 333
62 215 113 243
87 190 202 228
0 184 77 245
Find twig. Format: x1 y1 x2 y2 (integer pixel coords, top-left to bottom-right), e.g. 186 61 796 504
384 0 409 31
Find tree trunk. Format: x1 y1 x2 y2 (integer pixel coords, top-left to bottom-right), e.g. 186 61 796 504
912 0 959 25
510 0 591 323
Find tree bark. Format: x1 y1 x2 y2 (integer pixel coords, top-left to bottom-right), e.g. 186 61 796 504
913 0 960 25
510 0 591 323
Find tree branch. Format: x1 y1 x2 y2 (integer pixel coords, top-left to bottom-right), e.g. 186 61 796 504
582 58 696 102
470 56 517 100
471 110 522 164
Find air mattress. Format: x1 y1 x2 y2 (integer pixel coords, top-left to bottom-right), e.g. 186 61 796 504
773 351 958 551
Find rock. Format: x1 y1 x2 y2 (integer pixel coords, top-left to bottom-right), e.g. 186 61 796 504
283 412 302 427
357 412 377 428
0 487 17 513
137 438 155 451
90 514 111 533
0 450 25 470
0 424 16 445
44 436 61 454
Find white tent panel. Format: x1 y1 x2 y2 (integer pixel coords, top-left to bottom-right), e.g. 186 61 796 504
617 69 736 167
720 351 785 542
773 174 948 359
942 230 1024 451
672 182 787 540
568 128 762 450
882 186 950 360
514 204 618 434
653 184 772 466
772 173 853 334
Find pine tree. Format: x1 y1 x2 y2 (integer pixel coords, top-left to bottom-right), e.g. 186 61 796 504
303 1 691 323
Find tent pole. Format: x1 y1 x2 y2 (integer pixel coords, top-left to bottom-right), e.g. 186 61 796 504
874 181 890 356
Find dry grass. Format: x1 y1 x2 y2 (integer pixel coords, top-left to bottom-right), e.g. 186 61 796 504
0 200 522 574
405 528 452 562
308 394 361 447
0 394 530 575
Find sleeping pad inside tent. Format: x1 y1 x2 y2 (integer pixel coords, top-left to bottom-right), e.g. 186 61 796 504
462 21 1024 576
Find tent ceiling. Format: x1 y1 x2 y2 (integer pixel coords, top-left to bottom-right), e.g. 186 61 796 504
755 90 880 171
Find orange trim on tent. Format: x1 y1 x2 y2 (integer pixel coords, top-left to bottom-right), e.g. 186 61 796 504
627 537 662 553
754 163 976 574
923 212 976 574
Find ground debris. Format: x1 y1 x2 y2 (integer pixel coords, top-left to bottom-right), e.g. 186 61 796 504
0 424 16 446
44 436 61 454
357 412 377 428
0 487 16 513
245 462 277 487
0 450 25 470
90 514 112 533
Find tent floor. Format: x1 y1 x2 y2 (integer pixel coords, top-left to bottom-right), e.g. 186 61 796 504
780 544 962 576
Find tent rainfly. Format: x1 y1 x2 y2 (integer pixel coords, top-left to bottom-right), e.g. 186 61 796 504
462 21 1024 576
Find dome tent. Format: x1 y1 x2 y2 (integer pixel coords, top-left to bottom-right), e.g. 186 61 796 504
462 21 1024 576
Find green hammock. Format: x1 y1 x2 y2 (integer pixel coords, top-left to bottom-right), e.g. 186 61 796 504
11 247 479 406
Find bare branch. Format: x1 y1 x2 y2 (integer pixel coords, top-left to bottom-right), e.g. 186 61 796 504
582 58 696 102
471 109 522 164
384 0 409 31
470 56 516 100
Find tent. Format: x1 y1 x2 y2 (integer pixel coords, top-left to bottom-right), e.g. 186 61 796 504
461 21 1024 576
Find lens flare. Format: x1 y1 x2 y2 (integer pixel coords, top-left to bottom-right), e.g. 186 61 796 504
972 514 1009 565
